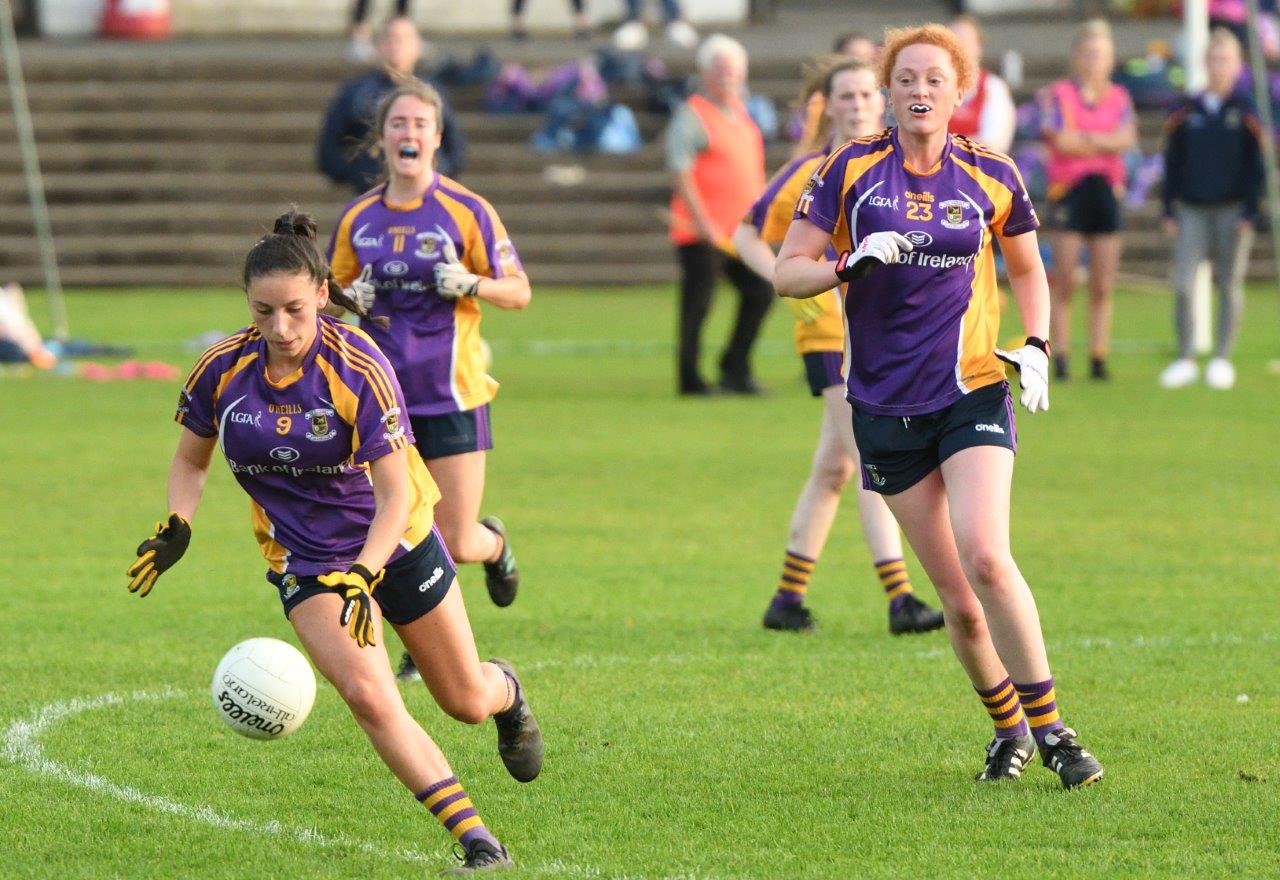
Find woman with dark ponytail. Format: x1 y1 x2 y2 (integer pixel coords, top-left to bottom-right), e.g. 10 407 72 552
126 210 541 874
327 79 532 684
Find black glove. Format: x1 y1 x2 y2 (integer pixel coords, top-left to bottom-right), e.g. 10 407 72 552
317 563 383 648
126 513 192 597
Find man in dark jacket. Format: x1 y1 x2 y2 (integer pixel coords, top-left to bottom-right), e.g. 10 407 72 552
1159 28 1261 390
317 16 467 194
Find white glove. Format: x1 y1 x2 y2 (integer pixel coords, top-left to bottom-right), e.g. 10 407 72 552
995 344 1050 414
344 264 376 312
835 231 913 281
432 223 481 300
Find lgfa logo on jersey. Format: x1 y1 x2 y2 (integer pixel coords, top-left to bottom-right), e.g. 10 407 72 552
305 407 336 442
940 200 970 230
353 223 384 248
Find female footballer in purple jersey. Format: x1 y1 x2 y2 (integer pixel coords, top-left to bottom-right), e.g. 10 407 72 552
126 212 540 874
733 59 943 637
775 25 1104 788
326 80 531 683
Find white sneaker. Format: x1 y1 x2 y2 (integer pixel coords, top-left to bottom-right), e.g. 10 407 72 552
613 20 649 51
1205 357 1236 390
665 19 698 50
1158 358 1198 389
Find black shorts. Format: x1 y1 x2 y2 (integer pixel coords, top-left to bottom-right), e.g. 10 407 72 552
409 405 493 460
802 351 843 396
1048 174 1123 234
851 382 1017 495
268 526 457 625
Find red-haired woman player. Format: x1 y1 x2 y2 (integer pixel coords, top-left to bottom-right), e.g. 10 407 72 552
775 25 1104 788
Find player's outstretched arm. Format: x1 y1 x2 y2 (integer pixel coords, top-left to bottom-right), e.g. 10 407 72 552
995 230 1051 414
732 221 777 283
773 218 839 299
317 448 411 648
126 428 215 596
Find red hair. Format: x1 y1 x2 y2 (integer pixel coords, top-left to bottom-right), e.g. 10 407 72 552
879 24 973 94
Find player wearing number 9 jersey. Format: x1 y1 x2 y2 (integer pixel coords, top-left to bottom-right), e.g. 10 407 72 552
126 211 541 874
732 59 943 637
775 25 1103 789
327 79 532 683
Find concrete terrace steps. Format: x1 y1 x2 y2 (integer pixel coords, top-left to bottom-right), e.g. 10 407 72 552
0 31 1256 288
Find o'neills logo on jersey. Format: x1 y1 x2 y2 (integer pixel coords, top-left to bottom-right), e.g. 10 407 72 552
306 407 336 442
940 200 970 230
353 223 384 248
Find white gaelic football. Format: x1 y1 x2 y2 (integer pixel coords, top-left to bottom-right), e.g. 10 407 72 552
211 638 316 740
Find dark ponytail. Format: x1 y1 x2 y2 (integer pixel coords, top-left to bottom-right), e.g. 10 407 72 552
244 208 389 329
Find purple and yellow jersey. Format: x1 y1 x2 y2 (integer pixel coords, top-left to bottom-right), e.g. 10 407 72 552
176 315 441 576
795 128 1039 416
748 149 844 356
327 176 524 417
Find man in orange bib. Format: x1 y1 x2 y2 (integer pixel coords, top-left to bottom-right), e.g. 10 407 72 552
666 34 771 395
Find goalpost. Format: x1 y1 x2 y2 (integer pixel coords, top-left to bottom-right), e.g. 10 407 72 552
0 0 69 340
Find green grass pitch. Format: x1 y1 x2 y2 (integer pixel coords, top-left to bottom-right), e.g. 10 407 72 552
0 284 1277 878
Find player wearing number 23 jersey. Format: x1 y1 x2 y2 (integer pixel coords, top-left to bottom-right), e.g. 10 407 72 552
796 127 1039 416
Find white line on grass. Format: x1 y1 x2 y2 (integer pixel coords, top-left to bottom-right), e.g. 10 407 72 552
0 688 710 880
1 687 435 865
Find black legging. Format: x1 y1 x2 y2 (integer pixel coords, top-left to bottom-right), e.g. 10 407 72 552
676 242 774 390
512 0 584 12
352 0 410 25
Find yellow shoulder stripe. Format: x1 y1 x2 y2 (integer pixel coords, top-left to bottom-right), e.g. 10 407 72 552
183 329 257 393
319 324 397 414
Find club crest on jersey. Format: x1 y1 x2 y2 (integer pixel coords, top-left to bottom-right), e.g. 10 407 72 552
940 200 970 230
495 238 519 270
176 388 191 416
414 231 442 260
381 406 405 442
797 173 822 214
305 407 336 442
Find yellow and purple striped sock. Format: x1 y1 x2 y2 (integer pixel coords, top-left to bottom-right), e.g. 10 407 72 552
876 557 913 612
1014 677 1065 746
975 677 1031 740
772 550 815 608
416 776 502 850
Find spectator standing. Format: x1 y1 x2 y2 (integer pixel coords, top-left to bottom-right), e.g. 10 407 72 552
613 0 698 52
1159 28 1261 390
666 35 770 395
1039 19 1136 381
347 0 409 61
949 14 1015 152
318 16 467 195
510 0 590 41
